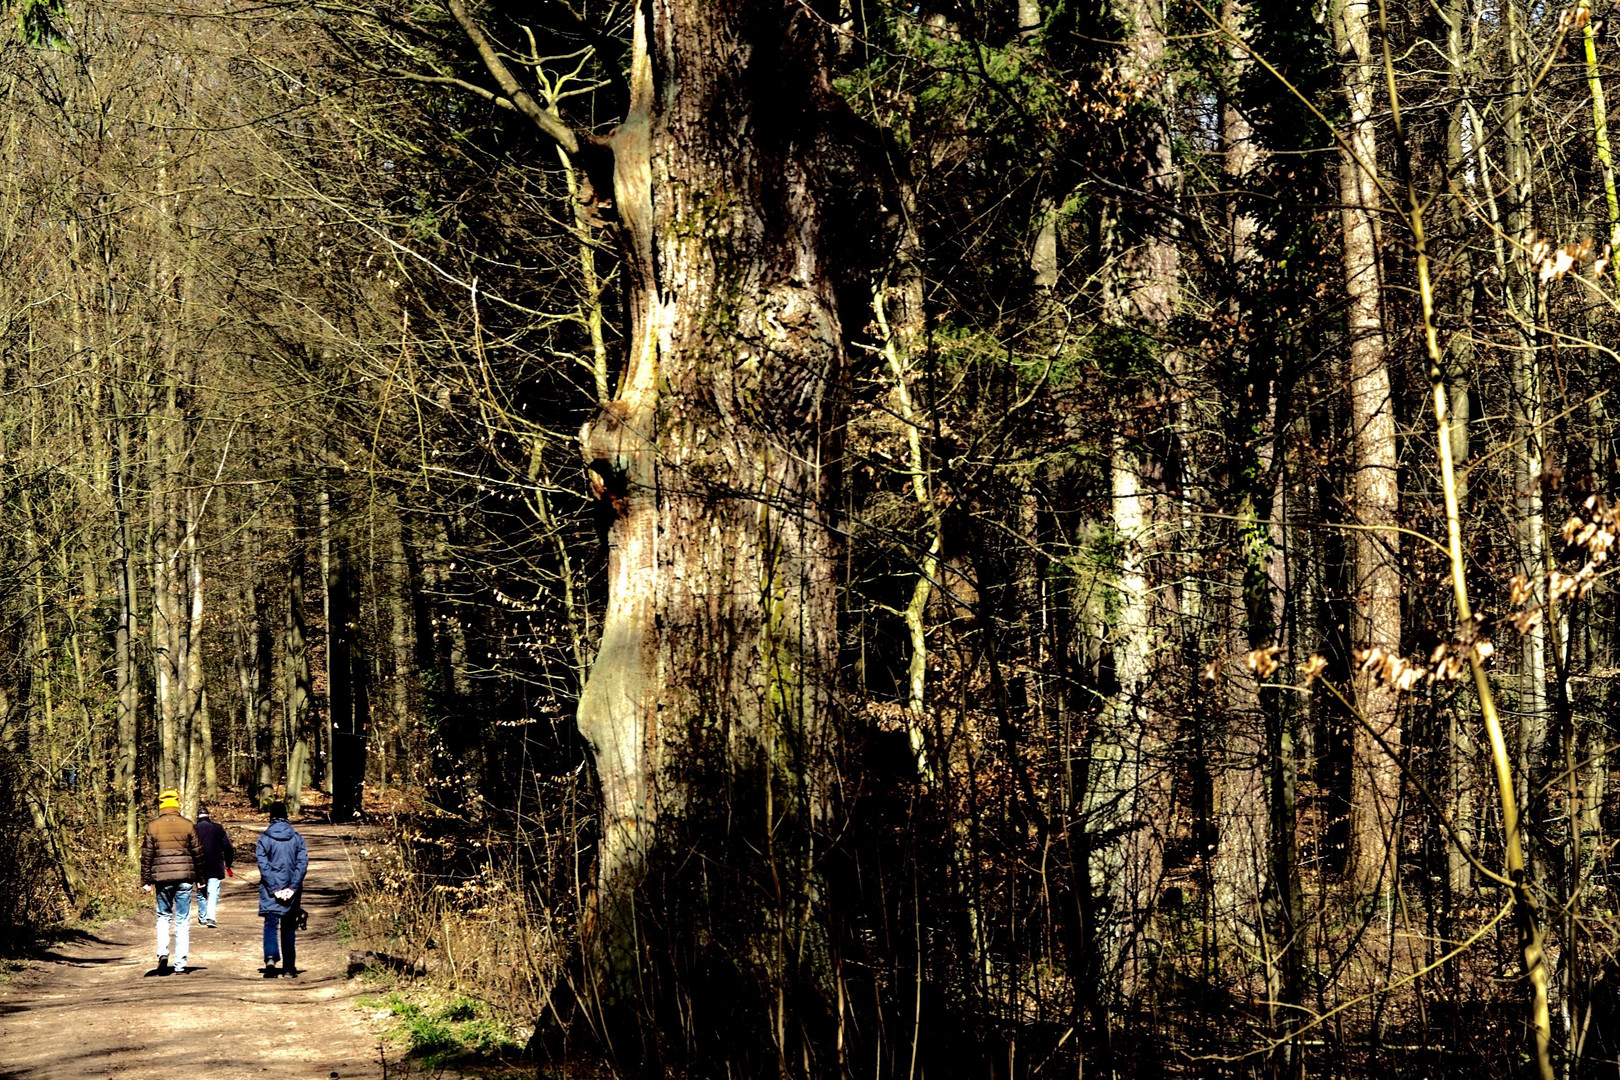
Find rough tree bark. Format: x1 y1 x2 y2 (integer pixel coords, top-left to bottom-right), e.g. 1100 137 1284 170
1083 0 1179 1009
449 5 848 1048
1331 0 1402 898
574 0 844 970
1212 6 1304 1069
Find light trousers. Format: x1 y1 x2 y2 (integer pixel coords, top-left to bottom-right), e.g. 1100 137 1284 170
198 877 222 923
153 882 193 967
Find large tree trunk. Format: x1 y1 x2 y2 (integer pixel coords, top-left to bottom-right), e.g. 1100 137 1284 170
1332 0 1402 898
570 0 846 1053
1081 0 1180 1015
1088 438 1172 1005
1214 11 1305 1054
1212 0 1269 969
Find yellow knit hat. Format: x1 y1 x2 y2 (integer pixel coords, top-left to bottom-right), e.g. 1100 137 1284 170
158 789 180 808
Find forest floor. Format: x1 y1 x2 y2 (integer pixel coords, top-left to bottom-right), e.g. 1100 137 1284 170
0 815 420 1080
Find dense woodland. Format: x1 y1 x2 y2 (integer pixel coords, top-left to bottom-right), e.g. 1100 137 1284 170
7 0 1620 1076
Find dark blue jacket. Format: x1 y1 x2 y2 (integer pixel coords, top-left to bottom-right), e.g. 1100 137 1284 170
254 819 309 916
194 818 234 880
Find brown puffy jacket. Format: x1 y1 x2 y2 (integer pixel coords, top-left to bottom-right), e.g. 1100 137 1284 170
140 808 202 886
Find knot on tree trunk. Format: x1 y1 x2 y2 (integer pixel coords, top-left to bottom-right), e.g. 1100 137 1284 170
580 399 647 518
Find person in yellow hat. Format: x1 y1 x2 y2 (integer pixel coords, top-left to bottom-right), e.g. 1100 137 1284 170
140 789 203 975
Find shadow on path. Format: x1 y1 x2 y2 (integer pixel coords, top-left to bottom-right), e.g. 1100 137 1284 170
0 821 406 1080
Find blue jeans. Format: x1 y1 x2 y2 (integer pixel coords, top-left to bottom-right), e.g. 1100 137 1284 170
198 878 222 923
153 883 193 968
262 910 297 971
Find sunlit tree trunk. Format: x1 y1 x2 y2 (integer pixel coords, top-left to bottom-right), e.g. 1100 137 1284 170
1213 0 1267 963
1501 0 1549 882
1083 0 1179 1007
1019 0 1042 39
558 3 847 1038
1332 0 1402 898
180 487 207 814
1443 0 1477 900
285 503 314 816
874 174 938 758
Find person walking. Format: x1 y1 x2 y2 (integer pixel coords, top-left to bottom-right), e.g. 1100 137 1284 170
139 788 202 976
255 801 308 978
193 805 234 928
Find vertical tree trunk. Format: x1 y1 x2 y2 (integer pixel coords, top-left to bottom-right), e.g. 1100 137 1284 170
285 504 314 816
1583 0 1620 284
1019 0 1041 39
1087 438 1171 1004
1331 0 1402 898
1214 8 1305 1061
113 366 140 862
565 2 847 1049
1443 0 1477 901
180 487 207 816
1501 0 1549 888
875 175 938 767
329 494 367 821
318 482 334 792
237 505 277 807
1081 0 1180 1011
149 406 179 794
1212 0 1268 969
387 522 416 786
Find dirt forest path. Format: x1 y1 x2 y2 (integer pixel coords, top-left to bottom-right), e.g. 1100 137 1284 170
0 819 400 1080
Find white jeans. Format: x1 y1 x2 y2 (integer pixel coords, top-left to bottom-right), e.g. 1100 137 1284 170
198 877 222 923
153 882 193 968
